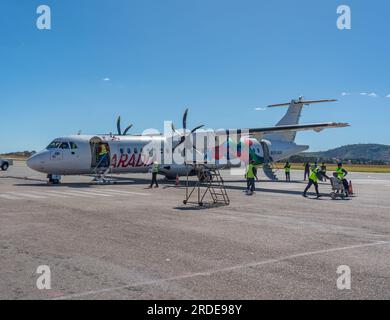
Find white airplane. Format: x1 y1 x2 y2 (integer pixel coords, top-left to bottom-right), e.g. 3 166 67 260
27 98 348 183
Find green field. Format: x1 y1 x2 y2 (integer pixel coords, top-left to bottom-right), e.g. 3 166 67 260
275 163 390 174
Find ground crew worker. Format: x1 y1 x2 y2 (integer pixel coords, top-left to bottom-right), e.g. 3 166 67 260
98 143 109 168
148 161 159 188
284 161 291 182
245 160 258 195
320 162 327 181
303 162 310 181
303 165 321 198
336 162 349 196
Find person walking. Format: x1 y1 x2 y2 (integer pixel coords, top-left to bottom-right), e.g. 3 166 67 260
304 162 310 181
284 161 291 182
149 161 160 188
320 162 327 182
303 165 321 198
245 160 258 195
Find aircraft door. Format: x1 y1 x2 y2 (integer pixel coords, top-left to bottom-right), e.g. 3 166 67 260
89 137 111 169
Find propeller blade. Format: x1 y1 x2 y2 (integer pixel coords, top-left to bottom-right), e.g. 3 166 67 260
182 108 188 130
123 124 133 135
172 139 184 152
191 125 204 134
117 116 122 135
171 123 183 137
192 145 204 157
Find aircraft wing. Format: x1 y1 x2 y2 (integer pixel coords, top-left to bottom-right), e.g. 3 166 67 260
249 122 349 134
213 122 349 139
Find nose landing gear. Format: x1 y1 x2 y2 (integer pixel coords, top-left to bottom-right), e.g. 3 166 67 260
47 174 61 185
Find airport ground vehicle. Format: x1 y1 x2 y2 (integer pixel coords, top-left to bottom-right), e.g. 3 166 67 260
0 158 13 171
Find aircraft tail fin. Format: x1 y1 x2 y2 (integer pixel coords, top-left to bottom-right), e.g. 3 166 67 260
265 97 337 142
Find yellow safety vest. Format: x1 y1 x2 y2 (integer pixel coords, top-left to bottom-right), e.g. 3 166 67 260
99 144 108 156
246 164 255 179
309 167 319 182
285 164 291 173
336 167 345 180
152 163 159 173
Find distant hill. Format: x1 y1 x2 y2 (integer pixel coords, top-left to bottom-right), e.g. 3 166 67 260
0 151 36 160
292 144 390 164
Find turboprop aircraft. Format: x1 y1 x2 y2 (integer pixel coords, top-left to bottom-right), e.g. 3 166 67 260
27 97 348 183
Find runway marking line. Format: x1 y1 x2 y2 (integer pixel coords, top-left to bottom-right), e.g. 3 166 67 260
53 240 390 300
0 189 149 201
0 194 20 200
101 189 149 196
3 192 47 199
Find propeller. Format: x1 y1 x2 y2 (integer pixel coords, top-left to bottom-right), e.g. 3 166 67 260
171 108 204 154
116 116 133 136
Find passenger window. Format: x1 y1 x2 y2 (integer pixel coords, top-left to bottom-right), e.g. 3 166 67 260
149 149 154 157
60 142 70 149
120 148 124 154
134 148 138 154
70 142 78 150
127 148 131 154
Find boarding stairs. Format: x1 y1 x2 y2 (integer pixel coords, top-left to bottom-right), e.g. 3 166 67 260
183 163 230 207
262 163 278 181
92 156 114 184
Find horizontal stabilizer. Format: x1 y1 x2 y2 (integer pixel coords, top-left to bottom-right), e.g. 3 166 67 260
267 99 337 108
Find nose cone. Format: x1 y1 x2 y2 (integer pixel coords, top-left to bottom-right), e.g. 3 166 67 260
27 152 48 172
27 154 40 171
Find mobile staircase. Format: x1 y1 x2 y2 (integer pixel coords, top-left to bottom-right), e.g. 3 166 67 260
183 163 230 207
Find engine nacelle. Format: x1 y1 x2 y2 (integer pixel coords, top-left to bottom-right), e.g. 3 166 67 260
159 164 196 180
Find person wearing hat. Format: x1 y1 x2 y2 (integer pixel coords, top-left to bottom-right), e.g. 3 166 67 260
245 160 259 195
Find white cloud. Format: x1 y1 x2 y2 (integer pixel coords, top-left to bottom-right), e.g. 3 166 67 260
360 92 368 96
368 92 378 97
341 92 351 96
386 94 390 98
254 107 266 111
103 77 111 81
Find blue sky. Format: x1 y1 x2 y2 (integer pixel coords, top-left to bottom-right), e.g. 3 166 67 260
0 0 389 153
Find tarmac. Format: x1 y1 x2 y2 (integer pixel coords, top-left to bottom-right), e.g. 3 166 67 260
1 161 390 300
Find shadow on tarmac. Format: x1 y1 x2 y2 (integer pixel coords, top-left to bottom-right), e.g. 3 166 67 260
8 174 343 200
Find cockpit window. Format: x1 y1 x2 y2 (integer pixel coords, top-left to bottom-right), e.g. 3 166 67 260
60 142 70 149
47 141 62 149
70 142 78 150
47 141 71 149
